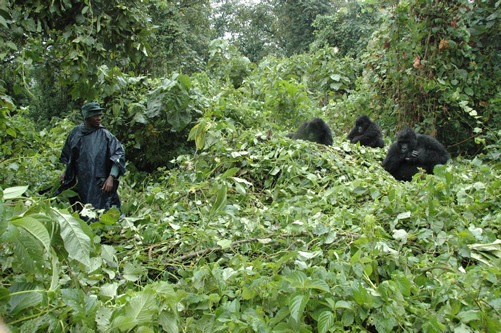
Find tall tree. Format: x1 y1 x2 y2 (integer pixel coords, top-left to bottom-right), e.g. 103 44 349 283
211 0 281 62
142 0 212 76
311 0 380 57
1 0 155 103
272 0 332 55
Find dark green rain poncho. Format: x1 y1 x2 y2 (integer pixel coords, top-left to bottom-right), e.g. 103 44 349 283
59 102 126 211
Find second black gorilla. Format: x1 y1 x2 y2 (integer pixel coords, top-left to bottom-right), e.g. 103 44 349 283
287 118 333 146
383 128 450 181
347 115 384 148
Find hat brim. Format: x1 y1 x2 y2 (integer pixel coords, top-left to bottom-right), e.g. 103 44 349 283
84 110 103 119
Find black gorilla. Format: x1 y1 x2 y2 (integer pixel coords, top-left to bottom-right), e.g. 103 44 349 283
382 128 450 181
287 118 333 146
347 115 384 148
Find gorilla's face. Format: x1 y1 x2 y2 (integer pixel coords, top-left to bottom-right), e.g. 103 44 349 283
397 128 417 155
356 116 370 134
400 142 410 154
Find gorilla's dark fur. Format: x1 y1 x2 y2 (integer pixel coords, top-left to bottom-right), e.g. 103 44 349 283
287 118 333 146
383 128 450 181
347 115 384 148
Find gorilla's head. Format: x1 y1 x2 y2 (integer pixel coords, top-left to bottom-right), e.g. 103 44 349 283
355 116 371 134
397 128 417 154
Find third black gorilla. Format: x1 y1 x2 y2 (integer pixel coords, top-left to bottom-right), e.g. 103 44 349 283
383 128 450 181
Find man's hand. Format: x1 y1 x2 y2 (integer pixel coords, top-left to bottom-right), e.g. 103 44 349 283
60 171 66 184
102 176 115 192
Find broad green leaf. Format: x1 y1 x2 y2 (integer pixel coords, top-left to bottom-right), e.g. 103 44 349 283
49 248 60 291
0 286 9 304
457 310 481 324
330 74 341 81
112 289 157 331
159 311 179 333
99 283 119 298
3 186 29 200
393 274 411 297
8 283 43 316
188 122 207 150
0 16 7 28
100 207 121 225
12 230 45 272
289 294 309 323
96 307 113 331
10 216 51 254
221 167 239 178
396 211 411 220
217 239 232 249
335 300 353 310
305 279 330 293
288 271 308 286
6 41 17 51
342 310 355 326
123 262 147 282
168 108 192 132
209 185 227 216
317 310 335 333
177 74 191 89
351 282 369 305
54 210 91 267
6 127 16 138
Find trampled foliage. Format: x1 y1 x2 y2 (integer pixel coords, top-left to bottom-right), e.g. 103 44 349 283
1 110 500 331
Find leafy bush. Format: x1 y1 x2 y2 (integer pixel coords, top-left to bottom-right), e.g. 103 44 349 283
93 70 208 172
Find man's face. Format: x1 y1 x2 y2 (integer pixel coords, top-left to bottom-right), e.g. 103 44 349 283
85 114 102 128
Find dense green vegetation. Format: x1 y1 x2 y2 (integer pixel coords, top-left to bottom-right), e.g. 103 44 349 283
1 0 500 332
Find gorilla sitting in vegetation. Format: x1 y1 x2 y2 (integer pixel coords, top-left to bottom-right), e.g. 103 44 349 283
287 118 333 146
347 115 384 148
383 128 450 181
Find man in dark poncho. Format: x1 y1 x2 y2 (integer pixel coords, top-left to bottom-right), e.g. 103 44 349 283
59 102 126 216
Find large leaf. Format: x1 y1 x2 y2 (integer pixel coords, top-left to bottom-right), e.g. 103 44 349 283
12 229 45 273
111 289 157 331
209 185 227 216
317 310 335 333
289 294 309 323
10 216 51 254
188 122 207 150
305 279 331 293
54 210 91 267
8 282 43 316
3 186 29 200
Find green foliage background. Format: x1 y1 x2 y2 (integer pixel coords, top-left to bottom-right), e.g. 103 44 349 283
1 0 500 332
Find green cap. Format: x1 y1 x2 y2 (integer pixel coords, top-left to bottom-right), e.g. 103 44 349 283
81 102 104 119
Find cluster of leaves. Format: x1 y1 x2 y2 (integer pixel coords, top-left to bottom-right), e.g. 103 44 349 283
311 0 380 57
1 0 154 101
1 109 500 331
88 70 207 172
1 0 212 126
218 47 362 130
